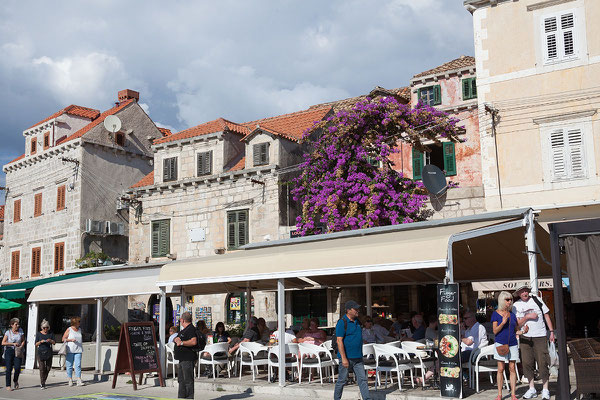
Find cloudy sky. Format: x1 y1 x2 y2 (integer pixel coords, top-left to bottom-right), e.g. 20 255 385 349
0 1 474 201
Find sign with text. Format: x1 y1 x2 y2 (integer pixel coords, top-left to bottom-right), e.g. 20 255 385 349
112 322 164 390
437 283 462 398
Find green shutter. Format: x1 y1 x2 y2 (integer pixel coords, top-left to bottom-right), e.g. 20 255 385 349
227 210 249 249
462 79 470 100
433 85 442 105
471 78 477 98
197 151 212 175
412 148 424 180
417 88 423 104
151 220 170 257
163 157 177 181
151 222 160 257
443 142 457 176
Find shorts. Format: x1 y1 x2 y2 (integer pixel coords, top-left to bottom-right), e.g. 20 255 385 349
494 343 519 362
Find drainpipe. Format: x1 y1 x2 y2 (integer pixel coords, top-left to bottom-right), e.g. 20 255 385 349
485 104 503 209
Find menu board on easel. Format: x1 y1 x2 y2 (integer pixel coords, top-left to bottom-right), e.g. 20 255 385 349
112 322 165 390
437 283 462 398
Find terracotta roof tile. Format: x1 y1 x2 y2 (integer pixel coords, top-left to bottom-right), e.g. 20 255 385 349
412 55 475 79
0 205 4 221
309 86 410 112
243 106 332 142
154 118 249 145
228 156 246 172
158 127 172 137
7 154 25 164
57 99 135 145
27 104 100 130
130 171 154 188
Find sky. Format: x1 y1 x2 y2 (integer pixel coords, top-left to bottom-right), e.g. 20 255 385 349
0 0 475 202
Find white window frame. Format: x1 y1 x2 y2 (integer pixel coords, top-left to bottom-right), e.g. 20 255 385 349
540 8 581 65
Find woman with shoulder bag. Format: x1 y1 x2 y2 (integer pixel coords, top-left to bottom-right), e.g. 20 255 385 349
36 319 55 389
491 291 528 400
62 316 85 387
2 317 26 391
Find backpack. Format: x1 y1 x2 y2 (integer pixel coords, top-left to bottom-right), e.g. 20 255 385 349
331 317 361 354
192 330 207 352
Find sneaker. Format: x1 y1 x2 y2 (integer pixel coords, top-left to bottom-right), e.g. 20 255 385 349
541 389 550 399
77 379 85 387
68 378 74 387
523 388 538 399
41 384 47 390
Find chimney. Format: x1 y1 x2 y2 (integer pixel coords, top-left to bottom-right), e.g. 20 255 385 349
118 89 139 103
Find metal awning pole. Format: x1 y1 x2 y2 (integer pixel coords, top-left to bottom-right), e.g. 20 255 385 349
159 288 167 378
277 279 286 387
246 282 252 323
96 298 104 372
526 209 539 293
366 272 372 316
25 302 39 370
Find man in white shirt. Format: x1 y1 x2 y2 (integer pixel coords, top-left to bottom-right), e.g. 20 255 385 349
512 285 554 400
460 311 488 362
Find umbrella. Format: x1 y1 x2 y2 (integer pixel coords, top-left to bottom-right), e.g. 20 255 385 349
0 297 23 312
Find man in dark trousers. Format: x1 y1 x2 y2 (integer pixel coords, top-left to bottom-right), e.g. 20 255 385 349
334 300 371 400
173 312 197 399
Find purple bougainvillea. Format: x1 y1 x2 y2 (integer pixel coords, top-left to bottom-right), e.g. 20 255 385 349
291 96 463 236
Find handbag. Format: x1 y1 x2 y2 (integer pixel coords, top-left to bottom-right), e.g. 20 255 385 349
58 342 68 355
496 312 511 356
15 344 25 358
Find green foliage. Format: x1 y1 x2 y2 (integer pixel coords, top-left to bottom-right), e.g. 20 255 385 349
104 324 121 341
76 251 109 269
226 323 245 338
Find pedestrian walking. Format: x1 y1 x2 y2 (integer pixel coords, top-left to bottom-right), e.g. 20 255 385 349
35 319 55 389
334 300 371 400
174 311 197 399
2 317 25 391
62 316 85 387
513 285 554 400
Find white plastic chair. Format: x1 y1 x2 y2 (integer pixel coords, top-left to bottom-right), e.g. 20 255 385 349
472 344 509 393
373 343 414 390
199 342 231 379
298 342 336 385
401 341 435 388
166 343 179 385
362 343 377 386
238 342 269 381
322 340 339 365
268 343 300 383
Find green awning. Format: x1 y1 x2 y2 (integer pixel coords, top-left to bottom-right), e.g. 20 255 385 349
0 297 24 311
0 272 97 300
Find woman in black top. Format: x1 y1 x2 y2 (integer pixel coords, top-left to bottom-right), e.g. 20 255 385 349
213 322 231 344
35 319 55 389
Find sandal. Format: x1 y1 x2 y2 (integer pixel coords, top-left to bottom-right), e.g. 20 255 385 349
494 396 502 400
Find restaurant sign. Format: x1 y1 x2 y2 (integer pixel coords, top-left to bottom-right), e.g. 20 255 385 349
437 283 462 398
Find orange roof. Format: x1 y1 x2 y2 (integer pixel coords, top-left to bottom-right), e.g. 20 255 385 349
243 106 332 142
28 105 100 130
7 154 25 164
310 87 410 112
229 156 246 172
158 127 172 137
0 205 4 221
57 99 135 145
412 55 475 79
154 118 249 145
130 171 154 188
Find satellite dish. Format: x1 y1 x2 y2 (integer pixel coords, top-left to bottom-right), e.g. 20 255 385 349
422 164 448 196
104 115 122 133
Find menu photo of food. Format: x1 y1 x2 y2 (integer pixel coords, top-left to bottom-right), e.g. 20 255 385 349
438 313 458 325
439 335 459 358
440 366 460 378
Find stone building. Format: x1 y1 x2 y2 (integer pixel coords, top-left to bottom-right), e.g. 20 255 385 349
0 89 164 331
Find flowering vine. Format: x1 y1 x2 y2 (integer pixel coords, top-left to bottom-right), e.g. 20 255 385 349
291 96 464 236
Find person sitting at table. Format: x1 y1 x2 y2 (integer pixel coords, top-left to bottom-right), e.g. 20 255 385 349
295 318 310 341
409 312 426 341
297 318 326 345
362 317 388 344
257 317 271 344
228 316 260 354
425 315 438 342
272 324 297 343
213 322 231 344
168 326 178 344
461 311 488 362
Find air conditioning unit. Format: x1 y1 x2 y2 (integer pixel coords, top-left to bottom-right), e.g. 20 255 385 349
106 222 125 235
85 219 103 234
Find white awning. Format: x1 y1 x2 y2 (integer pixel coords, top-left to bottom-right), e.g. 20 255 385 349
28 267 171 304
472 278 566 292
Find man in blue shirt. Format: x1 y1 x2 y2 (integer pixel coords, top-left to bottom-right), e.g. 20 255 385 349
334 300 371 400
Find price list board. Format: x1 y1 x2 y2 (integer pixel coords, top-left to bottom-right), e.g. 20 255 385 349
437 283 462 398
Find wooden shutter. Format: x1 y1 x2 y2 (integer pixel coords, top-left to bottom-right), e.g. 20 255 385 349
412 148 424 180
443 142 457 176
237 210 248 247
433 85 442 105
567 128 585 178
31 247 41 276
151 222 160 257
550 129 567 180
163 157 177 181
197 151 213 176
13 199 21 222
227 210 249 249
11 251 20 280
561 13 575 57
44 132 50 149
34 193 42 217
253 143 269 166
57 185 66 211
544 16 559 61
462 78 477 100
54 242 65 272
152 220 170 257
31 138 37 155
227 212 237 249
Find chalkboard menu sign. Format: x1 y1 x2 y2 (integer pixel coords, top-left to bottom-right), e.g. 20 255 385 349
437 283 462 398
112 322 164 390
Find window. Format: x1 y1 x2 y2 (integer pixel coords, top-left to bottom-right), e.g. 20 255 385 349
227 209 249 250
11 251 20 280
13 199 21 222
412 142 456 180
197 151 213 176
31 137 37 155
151 220 170 258
54 242 65 272
542 12 577 64
57 185 66 211
163 157 178 182
115 132 125 146
549 127 585 181
462 78 477 100
253 143 269 166
34 193 42 217
31 247 41 277
418 85 441 106
44 132 50 149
